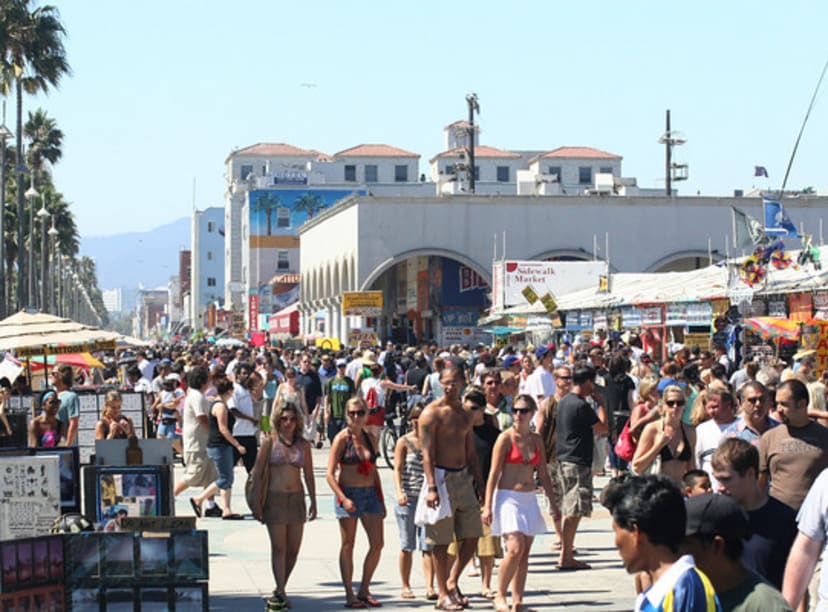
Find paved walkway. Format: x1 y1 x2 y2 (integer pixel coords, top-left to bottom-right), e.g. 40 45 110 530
173 447 635 611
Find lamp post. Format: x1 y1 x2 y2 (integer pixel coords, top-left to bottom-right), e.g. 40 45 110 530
47 217 57 313
24 179 38 309
37 200 49 312
0 107 12 318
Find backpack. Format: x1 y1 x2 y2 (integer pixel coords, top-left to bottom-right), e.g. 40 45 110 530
365 384 379 410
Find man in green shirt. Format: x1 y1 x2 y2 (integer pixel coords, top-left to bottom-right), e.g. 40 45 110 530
324 359 355 443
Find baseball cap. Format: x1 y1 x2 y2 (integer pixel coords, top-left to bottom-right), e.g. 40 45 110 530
535 345 551 361
685 493 750 540
336 358 347 367
502 355 520 368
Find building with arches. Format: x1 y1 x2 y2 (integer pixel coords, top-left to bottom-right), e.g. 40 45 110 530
299 193 828 343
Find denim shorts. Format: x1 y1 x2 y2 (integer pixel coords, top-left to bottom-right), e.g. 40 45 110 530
335 485 383 519
394 502 432 552
207 445 235 490
157 422 181 440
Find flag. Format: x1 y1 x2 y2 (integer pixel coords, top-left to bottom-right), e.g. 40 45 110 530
754 166 769 178
732 207 765 247
763 197 799 237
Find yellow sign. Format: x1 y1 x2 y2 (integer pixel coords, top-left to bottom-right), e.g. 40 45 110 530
521 285 539 304
315 337 341 351
342 292 384 317
598 275 609 293
683 333 711 351
540 292 557 314
348 329 379 348
17 340 117 357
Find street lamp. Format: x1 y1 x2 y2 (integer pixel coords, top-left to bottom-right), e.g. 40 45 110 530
47 218 57 313
37 201 49 312
0 107 13 318
24 179 38 309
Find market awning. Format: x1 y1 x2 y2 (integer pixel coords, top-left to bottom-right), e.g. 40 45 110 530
743 317 801 341
484 326 524 336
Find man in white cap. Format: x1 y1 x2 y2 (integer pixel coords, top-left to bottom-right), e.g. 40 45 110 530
525 345 556 405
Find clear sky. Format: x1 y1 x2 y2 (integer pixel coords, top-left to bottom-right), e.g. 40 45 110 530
25 0 828 237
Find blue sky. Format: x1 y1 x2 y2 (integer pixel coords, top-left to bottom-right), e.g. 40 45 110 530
27 1 828 236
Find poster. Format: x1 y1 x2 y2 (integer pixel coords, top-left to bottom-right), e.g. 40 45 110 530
0 456 60 540
497 260 604 308
342 292 383 317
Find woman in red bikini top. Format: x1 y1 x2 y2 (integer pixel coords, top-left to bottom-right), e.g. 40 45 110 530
482 394 559 612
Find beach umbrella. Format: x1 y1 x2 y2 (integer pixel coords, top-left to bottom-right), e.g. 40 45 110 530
742 317 801 341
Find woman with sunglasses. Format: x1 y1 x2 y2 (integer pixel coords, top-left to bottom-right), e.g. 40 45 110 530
631 384 697 482
94 390 135 440
392 402 436 601
326 396 385 609
251 401 317 610
273 367 309 421
29 390 60 447
482 394 556 612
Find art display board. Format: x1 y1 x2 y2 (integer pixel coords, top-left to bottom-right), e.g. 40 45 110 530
77 391 145 464
81 465 174 527
94 439 173 467
64 530 209 611
0 534 64 593
0 447 80 514
0 455 60 539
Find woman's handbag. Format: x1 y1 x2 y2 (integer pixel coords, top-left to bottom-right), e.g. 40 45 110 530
613 419 636 462
245 436 271 518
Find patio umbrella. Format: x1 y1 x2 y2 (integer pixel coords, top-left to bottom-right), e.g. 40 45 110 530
742 317 801 341
28 353 104 370
0 311 120 352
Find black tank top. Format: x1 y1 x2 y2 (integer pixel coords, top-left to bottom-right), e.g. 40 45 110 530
659 423 691 463
207 401 236 447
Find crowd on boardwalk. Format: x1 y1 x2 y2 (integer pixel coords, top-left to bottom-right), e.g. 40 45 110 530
20 336 828 610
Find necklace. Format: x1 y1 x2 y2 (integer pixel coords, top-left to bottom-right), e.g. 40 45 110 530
279 435 294 447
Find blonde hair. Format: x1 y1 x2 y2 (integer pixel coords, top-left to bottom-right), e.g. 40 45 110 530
102 390 122 420
690 389 711 426
637 376 658 403
270 401 304 443
345 396 367 416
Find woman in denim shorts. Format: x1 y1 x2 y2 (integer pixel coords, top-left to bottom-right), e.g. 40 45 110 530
326 397 385 609
393 403 436 601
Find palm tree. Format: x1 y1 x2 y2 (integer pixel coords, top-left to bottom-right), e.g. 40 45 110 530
24 108 62 171
0 0 70 308
294 192 325 220
251 192 280 236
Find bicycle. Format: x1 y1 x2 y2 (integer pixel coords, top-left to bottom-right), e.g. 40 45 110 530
380 401 411 470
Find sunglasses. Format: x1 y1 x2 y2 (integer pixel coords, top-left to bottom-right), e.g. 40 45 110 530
664 400 686 407
348 410 366 417
280 415 296 422
467 403 483 411
556 375 573 380
513 407 533 415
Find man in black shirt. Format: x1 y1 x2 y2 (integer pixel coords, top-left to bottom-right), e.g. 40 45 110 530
404 352 430 409
294 352 323 447
556 364 607 569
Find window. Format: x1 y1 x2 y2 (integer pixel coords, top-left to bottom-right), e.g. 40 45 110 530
548 166 562 182
578 166 592 185
394 165 408 182
207 251 213 261
344 165 356 182
364 165 378 183
240 164 253 180
496 166 510 182
277 250 290 270
473 166 480 181
277 207 290 228
599 166 613 174
207 277 216 287
207 221 215 232
444 165 456 175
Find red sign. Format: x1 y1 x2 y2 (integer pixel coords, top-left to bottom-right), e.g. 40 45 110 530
789 293 813 323
249 295 260 331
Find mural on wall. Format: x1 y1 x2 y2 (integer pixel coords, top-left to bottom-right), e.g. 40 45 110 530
248 189 361 236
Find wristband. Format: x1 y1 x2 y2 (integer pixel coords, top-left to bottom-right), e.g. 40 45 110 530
428 485 438 492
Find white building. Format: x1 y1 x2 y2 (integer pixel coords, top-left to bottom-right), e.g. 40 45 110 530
190 206 225 330
101 288 122 313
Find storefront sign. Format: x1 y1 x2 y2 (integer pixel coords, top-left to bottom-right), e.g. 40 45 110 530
666 304 687 326
441 326 486 346
342 292 384 317
683 332 711 351
441 309 479 327
815 292 828 310
496 260 605 308
593 312 608 329
248 294 259 331
621 307 642 328
641 307 663 326
347 328 379 348
686 302 713 326
803 320 828 372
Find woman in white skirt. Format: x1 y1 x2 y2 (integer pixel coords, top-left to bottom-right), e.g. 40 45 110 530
483 394 557 612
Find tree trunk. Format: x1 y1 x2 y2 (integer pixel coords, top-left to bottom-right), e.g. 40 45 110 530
15 79 24 310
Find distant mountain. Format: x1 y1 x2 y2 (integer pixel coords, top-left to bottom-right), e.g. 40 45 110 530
80 217 191 307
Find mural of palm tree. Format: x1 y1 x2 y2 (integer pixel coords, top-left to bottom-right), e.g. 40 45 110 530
251 192 280 236
294 192 325 220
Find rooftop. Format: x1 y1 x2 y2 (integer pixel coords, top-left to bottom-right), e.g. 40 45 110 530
228 142 321 161
430 144 522 163
333 144 420 158
530 146 622 163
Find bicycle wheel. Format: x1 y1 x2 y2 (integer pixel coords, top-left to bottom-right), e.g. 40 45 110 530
381 425 398 470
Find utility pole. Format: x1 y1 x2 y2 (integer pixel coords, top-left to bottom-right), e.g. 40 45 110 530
658 109 688 197
665 110 671 197
466 93 479 193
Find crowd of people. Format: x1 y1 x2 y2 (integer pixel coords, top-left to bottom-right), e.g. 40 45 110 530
16 334 828 611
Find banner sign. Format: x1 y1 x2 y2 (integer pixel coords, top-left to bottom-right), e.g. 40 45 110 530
347 328 379 348
497 260 605 309
342 292 384 317
17 340 117 358
641 307 663 326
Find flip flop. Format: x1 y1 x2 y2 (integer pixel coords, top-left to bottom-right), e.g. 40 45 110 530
400 589 416 599
481 589 496 599
222 513 244 520
557 560 592 571
357 594 382 607
344 601 366 609
448 587 469 607
189 498 201 518
426 591 439 601
434 598 463 611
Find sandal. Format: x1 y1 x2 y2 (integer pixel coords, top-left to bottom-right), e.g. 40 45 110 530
401 588 416 599
481 589 496 599
493 596 510 612
448 587 469 607
358 594 382 607
189 498 201 518
344 600 366 609
434 597 463 611
426 590 439 601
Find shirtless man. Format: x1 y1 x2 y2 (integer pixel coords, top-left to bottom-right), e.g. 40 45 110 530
420 366 485 611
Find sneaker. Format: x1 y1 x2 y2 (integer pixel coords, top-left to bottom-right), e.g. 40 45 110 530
203 505 223 518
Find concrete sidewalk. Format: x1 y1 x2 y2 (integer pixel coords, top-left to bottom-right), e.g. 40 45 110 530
174 447 635 611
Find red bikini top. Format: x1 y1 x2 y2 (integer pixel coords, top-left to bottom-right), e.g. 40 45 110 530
505 440 540 466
